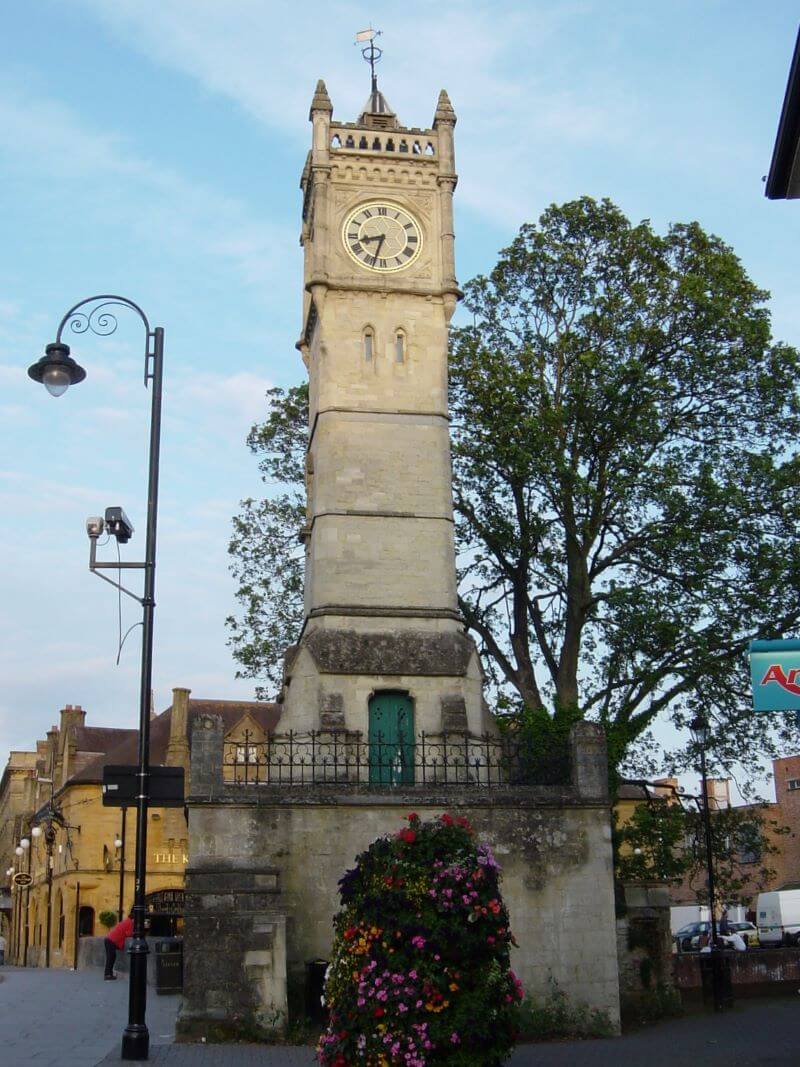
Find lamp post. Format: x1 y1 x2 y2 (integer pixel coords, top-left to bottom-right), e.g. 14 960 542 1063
28 295 164 1060
689 713 725 1011
32 820 58 967
20 837 31 967
13 846 23 963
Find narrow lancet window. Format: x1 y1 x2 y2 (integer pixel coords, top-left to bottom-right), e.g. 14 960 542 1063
395 331 405 363
364 328 374 361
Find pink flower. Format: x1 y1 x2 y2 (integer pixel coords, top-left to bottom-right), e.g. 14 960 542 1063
450 1032 461 1044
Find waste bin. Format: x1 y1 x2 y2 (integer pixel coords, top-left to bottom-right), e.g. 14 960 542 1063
155 937 183 995
305 958 329 1023
698 951 733 1010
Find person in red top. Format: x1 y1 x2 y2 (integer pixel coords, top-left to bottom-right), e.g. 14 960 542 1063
104 914 133 980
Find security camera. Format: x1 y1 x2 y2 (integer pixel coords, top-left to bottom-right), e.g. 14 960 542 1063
104 506 134 544
86 516 105 539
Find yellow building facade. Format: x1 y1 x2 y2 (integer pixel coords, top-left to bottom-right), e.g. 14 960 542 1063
5 691 278 967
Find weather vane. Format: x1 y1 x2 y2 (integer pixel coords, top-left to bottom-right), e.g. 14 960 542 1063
355 26 383 93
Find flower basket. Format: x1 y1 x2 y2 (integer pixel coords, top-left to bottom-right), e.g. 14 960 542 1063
317 813 523 1066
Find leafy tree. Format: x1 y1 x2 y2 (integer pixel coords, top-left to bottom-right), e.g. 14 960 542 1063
615 788 786 905
228 198 800 776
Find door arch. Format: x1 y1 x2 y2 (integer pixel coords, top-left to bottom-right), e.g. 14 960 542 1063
368 692 414 785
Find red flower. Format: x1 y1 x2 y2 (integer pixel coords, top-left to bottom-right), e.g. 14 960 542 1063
373 1006 385 1018
440 813 454 827
456 816 473 833
407 812 419 822
399 829 416 844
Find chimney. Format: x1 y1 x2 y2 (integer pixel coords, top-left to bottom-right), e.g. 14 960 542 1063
705 777 730 811
166 687 191 771
59 704 86 734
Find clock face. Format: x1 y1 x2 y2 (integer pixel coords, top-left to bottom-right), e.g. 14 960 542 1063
342 202 423 273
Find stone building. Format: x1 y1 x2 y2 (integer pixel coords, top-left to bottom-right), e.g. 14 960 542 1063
180 74 621 1039
3 693 277 968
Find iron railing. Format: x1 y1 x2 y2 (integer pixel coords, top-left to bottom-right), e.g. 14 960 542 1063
221 730 570 788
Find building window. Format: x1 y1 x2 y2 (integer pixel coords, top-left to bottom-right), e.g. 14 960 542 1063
787 778 800 791
235 744 257 764
395 330 405 363
363 328 374 362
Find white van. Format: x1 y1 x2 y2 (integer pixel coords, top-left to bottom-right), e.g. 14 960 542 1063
756 889 800 946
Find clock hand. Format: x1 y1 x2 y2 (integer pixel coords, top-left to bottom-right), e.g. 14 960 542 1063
374 234 386 260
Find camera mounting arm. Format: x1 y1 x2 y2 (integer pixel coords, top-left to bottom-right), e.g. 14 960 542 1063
88 529 147 606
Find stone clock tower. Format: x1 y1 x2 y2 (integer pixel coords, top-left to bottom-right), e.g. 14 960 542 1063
282 74 490 744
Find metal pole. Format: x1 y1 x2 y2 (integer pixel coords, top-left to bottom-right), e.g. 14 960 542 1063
699 743 723 1010
23 844 31 967
122 326 164 1062
118 807 127 921
45 831 54 968
74 881 80 970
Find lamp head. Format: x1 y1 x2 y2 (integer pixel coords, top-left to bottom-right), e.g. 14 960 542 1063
20 837 30 850
15 846 23 856
114 838 123 849
31 826 42 839
690 714 711 747
28 341 86 397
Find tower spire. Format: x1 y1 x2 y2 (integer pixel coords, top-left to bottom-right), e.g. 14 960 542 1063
355 26 383 94
355 27 397 127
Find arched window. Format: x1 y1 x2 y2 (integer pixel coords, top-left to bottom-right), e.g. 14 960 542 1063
412 141 421 155
345 134 355 148
359 135 368 149
425 142 435 156
399 140 409 153
386 138 395 152
331 133 341 148
372 136 381 151
363 327 375 362
395 330 406 364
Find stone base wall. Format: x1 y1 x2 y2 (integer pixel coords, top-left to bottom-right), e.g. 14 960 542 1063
178 718 620 1039
615 883 675 1018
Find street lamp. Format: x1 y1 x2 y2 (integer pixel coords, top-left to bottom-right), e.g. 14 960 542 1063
115 820 127 922
28 295 165 1061
689 713 726 1011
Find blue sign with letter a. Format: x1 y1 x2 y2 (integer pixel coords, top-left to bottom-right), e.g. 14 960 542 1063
750 639 800 712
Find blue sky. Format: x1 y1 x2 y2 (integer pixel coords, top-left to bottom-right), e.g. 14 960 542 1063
1 1 799 779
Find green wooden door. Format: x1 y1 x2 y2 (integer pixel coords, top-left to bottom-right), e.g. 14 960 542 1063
368 693 414 785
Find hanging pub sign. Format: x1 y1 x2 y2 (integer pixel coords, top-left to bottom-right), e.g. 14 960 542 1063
749 639 800 712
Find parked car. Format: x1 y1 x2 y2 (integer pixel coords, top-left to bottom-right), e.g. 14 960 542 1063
729 920 758 947
674 921 711 952
674 919 756 952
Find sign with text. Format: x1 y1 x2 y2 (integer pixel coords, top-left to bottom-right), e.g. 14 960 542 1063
102 765 185 807
13 872 32 888
750 639 800 712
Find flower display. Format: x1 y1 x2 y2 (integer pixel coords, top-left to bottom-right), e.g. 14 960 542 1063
317 813 523 1066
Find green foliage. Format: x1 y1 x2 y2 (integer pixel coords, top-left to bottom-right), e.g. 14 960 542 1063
317 814 523 1066
516 978 615 1041
615 793 785 903
621 984 683 1029
228 198 800 778
226 383 307 697
98 910 118 930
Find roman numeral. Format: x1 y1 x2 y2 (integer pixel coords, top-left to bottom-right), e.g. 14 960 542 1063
353 243 363 255
377 207 387 216
403 222 414 230
402 247 413 258
393 211 400 219
407 235 418 244
379 258 387 268
363 209 372 218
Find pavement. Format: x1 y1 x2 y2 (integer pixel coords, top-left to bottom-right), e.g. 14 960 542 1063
2 964 799 1065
